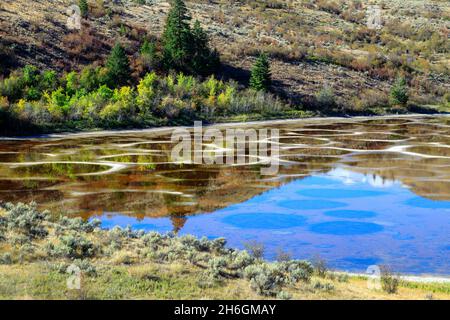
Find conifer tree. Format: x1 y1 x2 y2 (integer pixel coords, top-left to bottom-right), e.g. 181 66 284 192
105 43 131 88
162 0 192 71
162 0 219 74
390 76 409 106
191 20 219 75
250 53 271 91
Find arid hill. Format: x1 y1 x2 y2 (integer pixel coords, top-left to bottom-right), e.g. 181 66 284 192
0 0 449 107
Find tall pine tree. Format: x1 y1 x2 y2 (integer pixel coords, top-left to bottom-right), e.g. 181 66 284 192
162 0 219 74
390 76 409 106
105 43 131 88
250 53 271 91
191 20 219 75
162 0 192 71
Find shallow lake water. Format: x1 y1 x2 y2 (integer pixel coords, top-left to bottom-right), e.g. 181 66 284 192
1 116 449 275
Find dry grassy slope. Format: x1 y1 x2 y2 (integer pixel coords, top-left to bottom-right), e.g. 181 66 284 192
0 0 449 103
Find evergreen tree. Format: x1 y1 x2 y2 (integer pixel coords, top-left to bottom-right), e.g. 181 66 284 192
250 53 271 91
140 39 160 71
105 43 131 88
191 20 220 75
162 0 192 71
390 76 409 106
79 0 88 18
162 0 219 75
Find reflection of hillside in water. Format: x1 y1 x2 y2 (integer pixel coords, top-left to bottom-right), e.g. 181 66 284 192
0 116 449 231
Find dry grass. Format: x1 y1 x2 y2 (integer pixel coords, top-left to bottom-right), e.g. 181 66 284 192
1 263 449 300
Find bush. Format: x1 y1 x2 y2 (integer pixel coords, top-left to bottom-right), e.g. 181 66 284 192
207 257 228 279
380 265 400 294
315 87 336 111
312 280 335 292
390 76 409 106
244 240 265 259
276 249 292 262
58 216 101 233
244 264 286 296
50 234 96 259
0 71 25 102
0 252 12 265
312 255 328 278
1 202 48 240
228 250 255 270
277 290 292 300
142 231 164 247
280 260 313 283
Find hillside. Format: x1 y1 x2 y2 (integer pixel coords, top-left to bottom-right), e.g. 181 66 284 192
1 0 449 109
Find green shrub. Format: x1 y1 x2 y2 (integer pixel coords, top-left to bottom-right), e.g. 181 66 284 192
74 259 97 276
58 216 101 233
390 76 409 106
105 43 131 88
228 250 255 270
1 202 48 240
277 290 292 300
312 280 335 292
244 263 286 296
0 71 25 102
249 53 271 91
279 260 313 283
140 40 160 71
315 87 336 111
0 252 12 265
50 234 96 259
380 265 400 294
207 257 228 279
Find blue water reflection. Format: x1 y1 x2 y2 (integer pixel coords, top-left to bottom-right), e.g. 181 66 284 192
324 210 377 219
98 168 450 275
309 221 384 235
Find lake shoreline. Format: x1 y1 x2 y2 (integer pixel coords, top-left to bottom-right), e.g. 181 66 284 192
2 113 449 140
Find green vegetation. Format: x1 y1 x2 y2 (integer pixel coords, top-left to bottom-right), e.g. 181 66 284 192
79 0 88 18
0 202 449 300
0 62 296 135
162 0 219 75
105 43 131 88
380 265 400 294
390 76 409 106
0 0 447 137
250 53 272 92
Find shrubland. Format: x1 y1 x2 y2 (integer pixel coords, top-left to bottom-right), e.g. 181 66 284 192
0 63 298 135
0 202 449 300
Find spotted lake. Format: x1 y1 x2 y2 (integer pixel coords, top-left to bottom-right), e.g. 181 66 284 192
1 116 449 275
